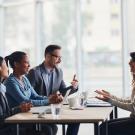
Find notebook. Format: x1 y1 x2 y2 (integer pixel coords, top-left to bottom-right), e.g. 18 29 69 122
86 98 112 107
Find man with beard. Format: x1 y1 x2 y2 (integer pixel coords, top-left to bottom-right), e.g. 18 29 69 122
27 45 80 135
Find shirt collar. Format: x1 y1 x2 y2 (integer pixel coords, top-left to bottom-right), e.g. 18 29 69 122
0 83 6 93
43 64 54 75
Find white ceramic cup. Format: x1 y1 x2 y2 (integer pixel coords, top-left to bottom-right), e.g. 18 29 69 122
68 97 81 108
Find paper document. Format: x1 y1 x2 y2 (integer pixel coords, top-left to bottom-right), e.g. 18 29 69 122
29 106 51 114
86 98 112 107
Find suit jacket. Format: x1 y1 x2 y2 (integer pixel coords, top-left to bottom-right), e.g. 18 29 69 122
0 83 20 130
0 92 10 123
27 63 74 96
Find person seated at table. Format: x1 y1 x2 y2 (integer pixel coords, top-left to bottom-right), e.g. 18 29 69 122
27 44 80 135
0 56 32 135
95 52 135 135
4 51 63 135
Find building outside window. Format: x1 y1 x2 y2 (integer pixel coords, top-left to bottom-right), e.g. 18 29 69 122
0 0 131 98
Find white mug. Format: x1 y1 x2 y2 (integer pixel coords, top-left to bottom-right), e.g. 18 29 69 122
68 97 80 108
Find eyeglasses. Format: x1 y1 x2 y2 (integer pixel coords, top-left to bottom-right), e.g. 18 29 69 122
51 54 62 59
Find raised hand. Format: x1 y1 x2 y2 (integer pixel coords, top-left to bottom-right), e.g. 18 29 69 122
71 74 78 89
95 90 111 102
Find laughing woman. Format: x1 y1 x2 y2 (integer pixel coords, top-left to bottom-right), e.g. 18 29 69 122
4 51 63 135
4 51 62 108
95 52 135 135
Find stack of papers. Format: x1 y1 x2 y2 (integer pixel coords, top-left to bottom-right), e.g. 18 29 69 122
29 106 51 114
86 98 112 107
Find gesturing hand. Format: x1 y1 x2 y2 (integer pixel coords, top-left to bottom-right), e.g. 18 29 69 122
95 90 111 102
71 74 78 89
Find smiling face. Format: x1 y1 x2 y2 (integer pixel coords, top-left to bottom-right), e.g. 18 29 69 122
129 59 135 74
0 60 9 79
15 55 30 75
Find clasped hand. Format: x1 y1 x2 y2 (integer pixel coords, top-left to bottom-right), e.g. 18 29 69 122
19 102 32 112
49 93 63 104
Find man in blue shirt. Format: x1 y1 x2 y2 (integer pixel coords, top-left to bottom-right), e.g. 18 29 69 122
27 45 80 135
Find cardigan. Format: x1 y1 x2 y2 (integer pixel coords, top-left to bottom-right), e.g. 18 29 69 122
4 74 49 108
108 86 135 118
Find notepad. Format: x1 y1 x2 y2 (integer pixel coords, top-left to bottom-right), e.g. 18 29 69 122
86 98 112 107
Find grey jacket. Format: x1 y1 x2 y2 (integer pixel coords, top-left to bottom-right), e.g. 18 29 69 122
27 63 74 96
0 83 21 128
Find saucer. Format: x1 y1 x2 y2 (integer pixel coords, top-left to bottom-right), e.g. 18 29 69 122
70 106 84 110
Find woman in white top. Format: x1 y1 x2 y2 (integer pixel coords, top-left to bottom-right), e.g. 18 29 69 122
95 52 135 135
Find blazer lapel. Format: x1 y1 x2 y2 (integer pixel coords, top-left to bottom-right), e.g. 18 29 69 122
1 93 10 116
52 71 55 93
41 72 49 96
52 69 58 93
40 64 48 96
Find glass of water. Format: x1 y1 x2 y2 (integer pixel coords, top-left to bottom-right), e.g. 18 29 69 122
80 93 87 108
51 103 61 119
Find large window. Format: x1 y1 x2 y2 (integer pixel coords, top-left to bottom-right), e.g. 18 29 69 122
2 0 135 133
82 0 123 95
0 0 127 97
4 2 35 65
43 0 76 82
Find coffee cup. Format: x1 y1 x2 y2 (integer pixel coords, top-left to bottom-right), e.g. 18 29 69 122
68 96 81 108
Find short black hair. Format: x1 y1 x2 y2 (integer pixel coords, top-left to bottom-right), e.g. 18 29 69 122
5 51 26 69
44 45 61 56
0 56 4 82
0 56 4 67
130 52 135 62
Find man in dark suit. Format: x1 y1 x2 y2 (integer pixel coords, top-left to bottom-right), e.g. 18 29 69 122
27 44 80 135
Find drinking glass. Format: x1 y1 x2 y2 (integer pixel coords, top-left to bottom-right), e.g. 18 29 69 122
51 103 61 119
